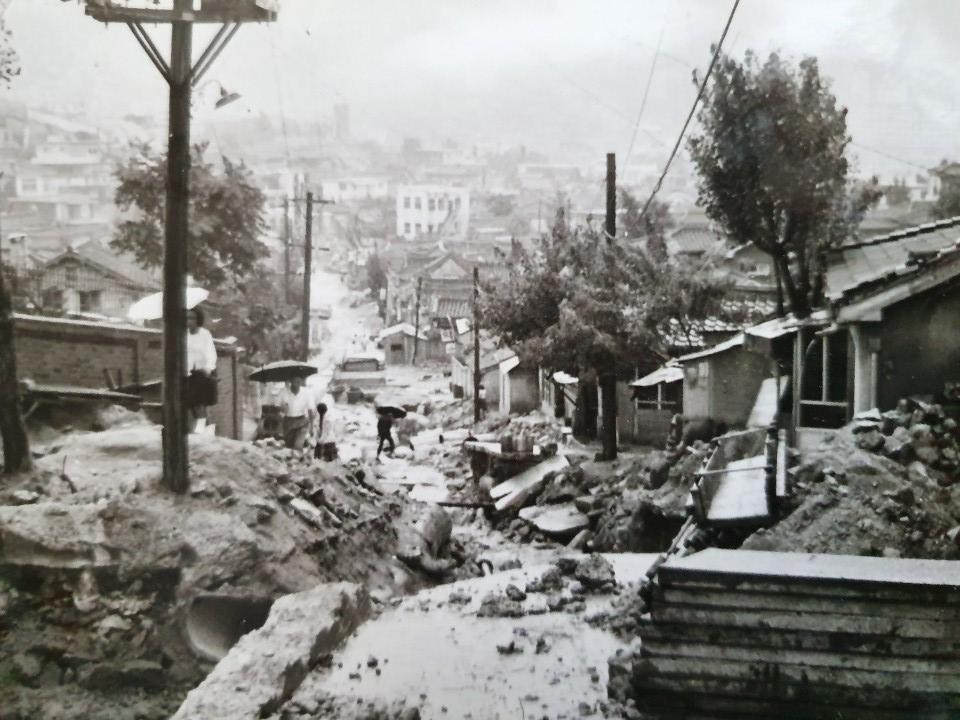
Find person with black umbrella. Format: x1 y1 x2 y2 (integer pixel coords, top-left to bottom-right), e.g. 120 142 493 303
376 407 396 459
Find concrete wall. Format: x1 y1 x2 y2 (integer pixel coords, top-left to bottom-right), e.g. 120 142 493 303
877 279 960 409
14 313 243 439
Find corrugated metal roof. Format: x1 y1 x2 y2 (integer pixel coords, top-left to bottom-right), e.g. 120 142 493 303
677 333 745 363
631 362 684 387
825 217 960 301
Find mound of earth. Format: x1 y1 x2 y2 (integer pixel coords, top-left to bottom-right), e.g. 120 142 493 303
743 429 960 559
0 423 424 720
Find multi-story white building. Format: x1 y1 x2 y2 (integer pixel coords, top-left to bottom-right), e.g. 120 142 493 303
395 184 470 240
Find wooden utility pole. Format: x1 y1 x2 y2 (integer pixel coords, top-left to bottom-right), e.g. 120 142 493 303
412 276 423 363
473 266 481 424
79 0 278 494
301 191 314 361
0 268 31 474
600 152 618 460
161 1 193 493
283 196 291 304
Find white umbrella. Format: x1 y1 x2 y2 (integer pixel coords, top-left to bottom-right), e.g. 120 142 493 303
127 287 209 321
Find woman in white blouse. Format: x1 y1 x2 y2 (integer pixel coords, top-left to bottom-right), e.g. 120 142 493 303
186 306 218 431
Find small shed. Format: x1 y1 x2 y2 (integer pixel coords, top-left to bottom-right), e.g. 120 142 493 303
498 355 539 415
677 334 772 428
627 361 684 445
377 323 426 365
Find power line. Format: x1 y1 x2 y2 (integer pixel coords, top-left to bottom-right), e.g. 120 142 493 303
638 0 740 221
624 23 665 168
266 27 292 173
849 141 930 173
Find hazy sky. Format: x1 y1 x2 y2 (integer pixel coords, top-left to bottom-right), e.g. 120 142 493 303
6 1 960 177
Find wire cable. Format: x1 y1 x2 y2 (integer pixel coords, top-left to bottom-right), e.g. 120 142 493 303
638 0 740 221
624 23 664 168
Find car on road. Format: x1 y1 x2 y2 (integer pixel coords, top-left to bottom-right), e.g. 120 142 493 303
331 352 387 397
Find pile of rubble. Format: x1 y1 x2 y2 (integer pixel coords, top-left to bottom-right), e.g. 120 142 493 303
0 423 422 720
742 428 960 559
491 443 709 554
851 398 960 484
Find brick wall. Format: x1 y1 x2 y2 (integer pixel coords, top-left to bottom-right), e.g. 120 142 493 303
13 313 242 439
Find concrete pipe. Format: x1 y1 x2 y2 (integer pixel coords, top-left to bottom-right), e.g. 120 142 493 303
184 595 274 661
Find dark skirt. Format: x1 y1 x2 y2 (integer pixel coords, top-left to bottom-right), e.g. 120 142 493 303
185 372 219 408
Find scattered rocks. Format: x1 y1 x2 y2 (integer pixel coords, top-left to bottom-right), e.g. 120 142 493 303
504 584 527 602
572 554 617 591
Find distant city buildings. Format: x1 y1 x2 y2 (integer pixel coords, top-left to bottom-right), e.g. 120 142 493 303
395 184 470 241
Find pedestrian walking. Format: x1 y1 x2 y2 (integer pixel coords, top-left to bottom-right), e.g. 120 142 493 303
281 377 315 454
185 307 218 433
376 408 396 459
314 401 339 461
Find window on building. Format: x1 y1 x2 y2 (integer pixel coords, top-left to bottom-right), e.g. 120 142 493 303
414 197 421 210
65 265 78 285
428 198 436 211
428 224 434 234
43 288 63 311
404 222 411 234
438 198 445 210
79 290 101 313
403 196 410 209
800 329 849 429
415 223 422 234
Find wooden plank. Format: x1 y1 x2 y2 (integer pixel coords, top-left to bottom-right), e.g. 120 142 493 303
637 619 960 658
660 549 960 590
641 638 960 675
84 0 277 23
704 459 770 523
656 586 960 622
490 454 568 499
633 655 960 693
649 604 960 640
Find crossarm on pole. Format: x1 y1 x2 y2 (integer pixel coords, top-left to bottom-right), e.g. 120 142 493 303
191 23 241 87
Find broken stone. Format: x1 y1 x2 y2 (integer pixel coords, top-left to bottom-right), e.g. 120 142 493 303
882 547 902 559
366 655 379 668
97 614 132 637
526 566 564 594
83 660 167 692
535 636 551 654
504 584 527 602
476 593 525 618
447 588 472 605
10 653 43 687
173 583 369 720
290 498 327 529
567 529 591 551
10 490 40 505
573 554 616 591
495 639 523 655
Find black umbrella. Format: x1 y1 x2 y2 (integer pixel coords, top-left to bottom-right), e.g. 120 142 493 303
376 403 407 420
248 360 318 383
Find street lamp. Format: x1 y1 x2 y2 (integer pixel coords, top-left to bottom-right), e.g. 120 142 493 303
196 80 241 110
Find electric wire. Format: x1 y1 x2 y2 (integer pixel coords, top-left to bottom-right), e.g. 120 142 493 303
637 0 740 222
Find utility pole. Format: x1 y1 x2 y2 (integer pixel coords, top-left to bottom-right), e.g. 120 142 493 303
473 266 481 424
412 276 423 363
301 191 313 362
283 196 291 304
79 0 278 494
161 0 193 494
600 152 618 460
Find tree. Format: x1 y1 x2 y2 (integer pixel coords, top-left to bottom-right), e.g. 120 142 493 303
689 51 880 317
0 269 31 474
112 142 269 290
621 190 672 263
366 251 387 296
932 171 960 220
482 206 736 459
0 21 28 474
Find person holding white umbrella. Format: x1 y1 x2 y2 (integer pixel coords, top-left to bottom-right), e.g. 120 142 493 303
186 306 218 432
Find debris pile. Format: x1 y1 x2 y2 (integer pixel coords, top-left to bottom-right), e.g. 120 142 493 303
851 398 960 484
0 424 420 720
742 428 960 559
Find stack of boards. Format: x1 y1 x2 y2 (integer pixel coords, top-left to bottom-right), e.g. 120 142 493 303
628 548 960 719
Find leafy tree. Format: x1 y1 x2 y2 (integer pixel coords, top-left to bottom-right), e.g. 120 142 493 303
482 206 737 459
0 21 28 474
0 268 31 474
689 51 880 317
112 142 269 290
932 170 960 220
621 190 672 263
213 265 302 365
485 194 516 218
366 251 387 296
